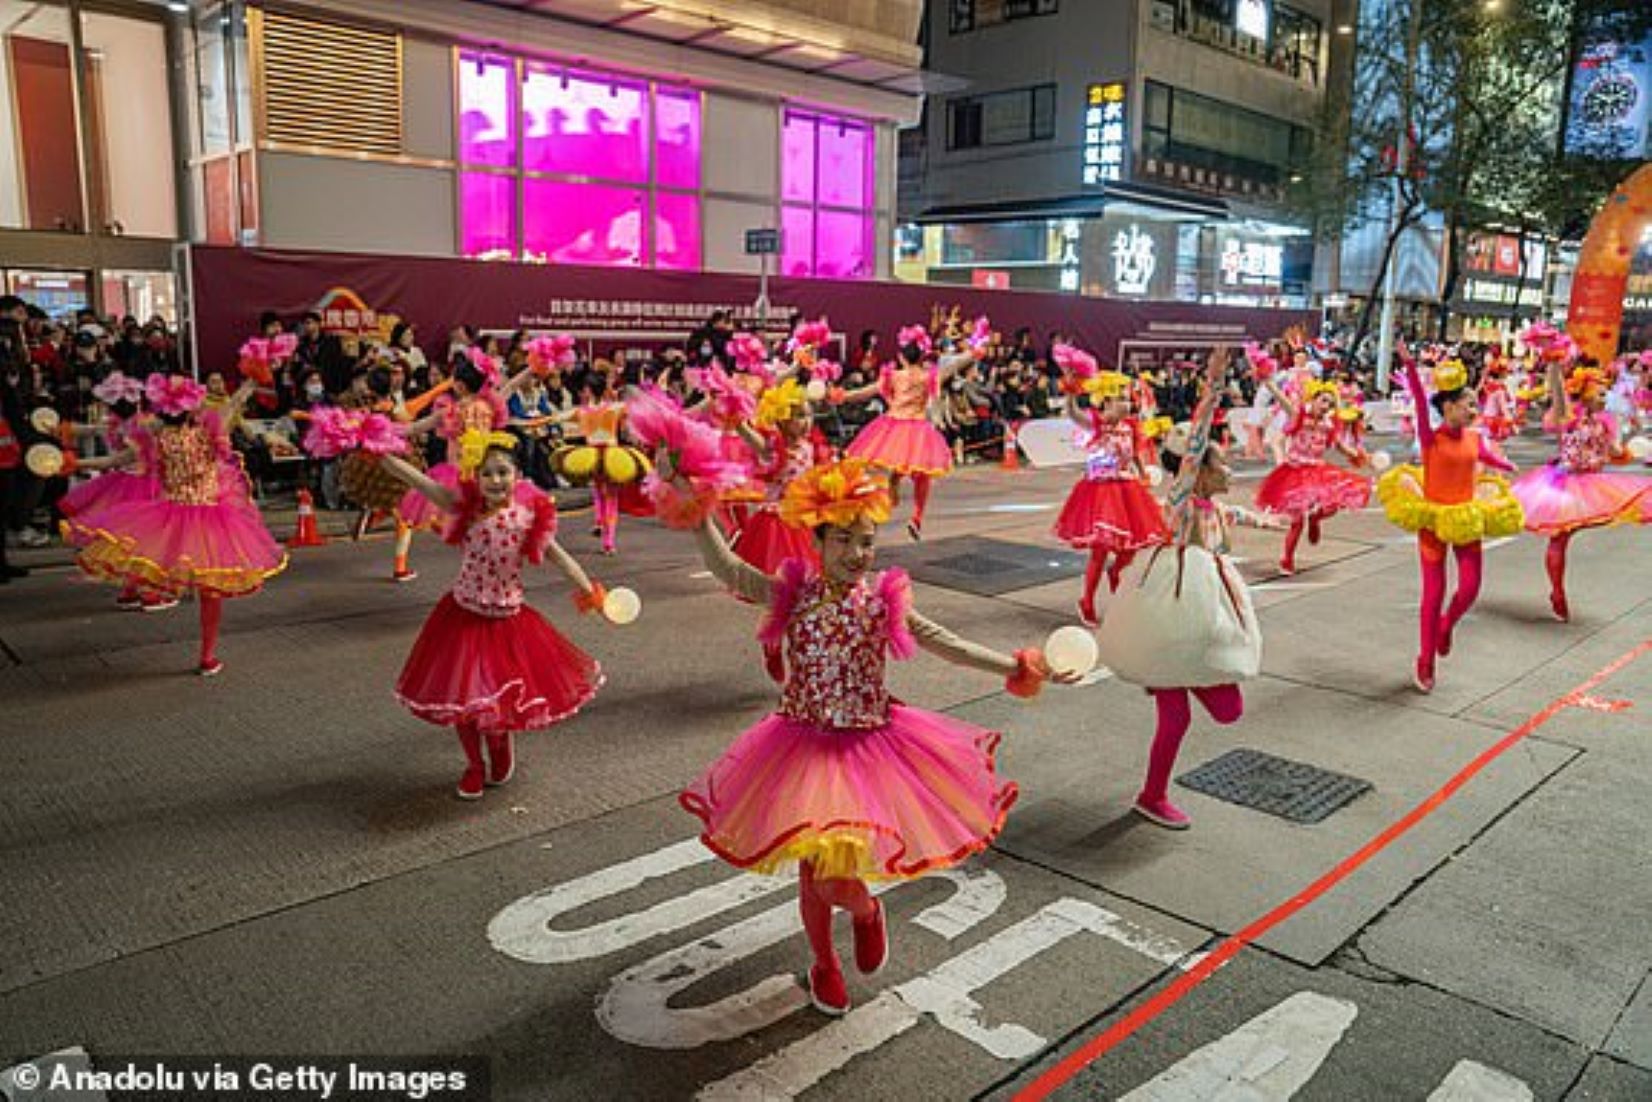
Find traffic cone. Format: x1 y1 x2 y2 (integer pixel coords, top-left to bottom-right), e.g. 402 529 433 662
288 487 327 548
1000 421 1021 471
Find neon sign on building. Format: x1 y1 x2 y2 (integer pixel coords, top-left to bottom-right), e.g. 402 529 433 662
1082 82 1126 187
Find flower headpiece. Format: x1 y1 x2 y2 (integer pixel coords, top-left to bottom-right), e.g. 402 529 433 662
270 333 298 362
1243 341 1278 381
1085 371 1131 400
1432 360 1469 393
1565 366 1610 401
779 458 892 531
1140 415 1175 440
1305 379 1341 402
729 332 769 374
756 378 809 428
896 324 933 356
465 346 502 388
93 371 143 406
526 333 577 375
966 315 993 352
457 428 518 478
145 373 205 416
788 318 831 355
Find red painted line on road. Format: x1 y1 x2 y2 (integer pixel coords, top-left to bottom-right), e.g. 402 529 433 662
1016 639 1652 1102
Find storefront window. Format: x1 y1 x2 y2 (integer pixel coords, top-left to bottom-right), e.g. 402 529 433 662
0 1 82 232
101 270 179 324
457 49 707 269
6 269 90 320
780 108 875 280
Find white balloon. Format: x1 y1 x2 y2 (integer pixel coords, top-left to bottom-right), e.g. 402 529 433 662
1045 625 1099 677
1370 449 1393 471
603 586 642 625
805 380 827 402
1628 436 1652 460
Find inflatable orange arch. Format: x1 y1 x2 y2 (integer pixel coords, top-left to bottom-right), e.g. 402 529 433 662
1569 162 1652 363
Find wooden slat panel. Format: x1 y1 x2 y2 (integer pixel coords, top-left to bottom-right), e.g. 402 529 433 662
262 9 402 156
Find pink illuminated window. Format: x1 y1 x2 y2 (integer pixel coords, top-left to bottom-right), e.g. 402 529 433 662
655 87 701 190
816 210 872 279
655 191 700 270
782 113 816 203
781 205 814 278
523 65 648 182
524 179 643 267
461 172 515 258
459 52 516 168
817 119 871 209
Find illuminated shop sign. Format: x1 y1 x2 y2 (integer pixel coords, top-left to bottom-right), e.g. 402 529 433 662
1219 237 1284 289
1098 216 1178 298
1059 219 1083 291
1236 0 1270 40
1083 82 1127 187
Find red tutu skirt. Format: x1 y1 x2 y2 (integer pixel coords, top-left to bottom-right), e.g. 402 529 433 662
1511 465 1652 535
396 594 603 733
59 470 155 520
732 506 820 576
718 432 767 503
1053 478 1168 552
846 415 953 476
1255 462 1371 519
681 704 1015 881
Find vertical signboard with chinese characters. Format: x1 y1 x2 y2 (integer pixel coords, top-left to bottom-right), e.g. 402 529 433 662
1083 82 1127 187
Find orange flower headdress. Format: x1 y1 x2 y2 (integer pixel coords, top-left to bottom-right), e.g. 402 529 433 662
779 458 892 530
1565 366 1610 402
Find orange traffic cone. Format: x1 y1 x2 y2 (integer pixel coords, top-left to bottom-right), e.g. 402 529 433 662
288 487 327 548
1000 421 1021 471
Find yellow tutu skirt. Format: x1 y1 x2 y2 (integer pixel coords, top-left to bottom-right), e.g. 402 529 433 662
551 442 651 486
1376 465 1525 545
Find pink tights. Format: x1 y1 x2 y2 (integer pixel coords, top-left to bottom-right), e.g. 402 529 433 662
799 861 875 971
1418 534 1483 670
1141 685 1244 804
592 482 621 552
889 473 934 529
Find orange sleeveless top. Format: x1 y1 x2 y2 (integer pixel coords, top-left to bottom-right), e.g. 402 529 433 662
1423 427 1478 505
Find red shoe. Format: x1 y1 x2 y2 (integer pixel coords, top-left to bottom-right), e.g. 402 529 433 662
116 592 144 611
807 963 850 1016
1277 558 1296 577
198 658 224 678
486 733 515 786
456 764 485 800
393 568 419 584
1077 599 1099 628
852 899 888 976
1550 590 1570 623
1413 657 1435 694
1133 796 1191 830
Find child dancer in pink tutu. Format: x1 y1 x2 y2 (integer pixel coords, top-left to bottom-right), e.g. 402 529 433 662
678 457 1074 1015
1053 370 1167 626
64 374 285 675
836 327 972 540
57 371 165 610
379 430 614 799
1254 373 1373 575
730 379 825 575
1512 362 1651 621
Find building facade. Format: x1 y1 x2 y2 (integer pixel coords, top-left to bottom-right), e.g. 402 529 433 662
899 0 1349 310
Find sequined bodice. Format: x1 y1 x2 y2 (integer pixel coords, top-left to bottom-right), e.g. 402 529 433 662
778 576 894 729
1285 418 1334 465
451 501 533 617
1559 415 1612 474
1084 417 1138 481
157 426 219 505
884 366 935 419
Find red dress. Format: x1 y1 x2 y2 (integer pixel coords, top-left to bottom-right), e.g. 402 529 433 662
395 486 602 733
1052 413 1168 551
1255 413 1372 520
732 433 822 574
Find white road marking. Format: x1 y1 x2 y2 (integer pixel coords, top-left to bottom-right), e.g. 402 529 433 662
1426 1060 1535 1101
1118 991 1357 1100
697 898 1207 1098
689 570 714 579
1252 582 1333 592
597 867 1004 1050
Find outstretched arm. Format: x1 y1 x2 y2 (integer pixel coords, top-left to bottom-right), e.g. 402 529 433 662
1065 394 1091 430
377 454 458 512
542 536 602 602
1400 352 1435 450
1166 349 1229 508
74 445 138 473
1261 374 1299 422
1477 437 1516 473
834 381 882 405
694 517 776 605
735 421 774 465
403 378 454 419
226 379 259 418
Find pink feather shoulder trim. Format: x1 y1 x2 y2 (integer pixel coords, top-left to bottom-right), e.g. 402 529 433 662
522 488 558 564
879 567 917 659
758 557 812 649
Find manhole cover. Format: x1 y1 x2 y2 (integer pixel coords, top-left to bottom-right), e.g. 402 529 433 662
1176 749 1372 824
928 553 1019 577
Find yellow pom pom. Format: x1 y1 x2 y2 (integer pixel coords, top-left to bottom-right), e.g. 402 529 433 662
562 447 598 479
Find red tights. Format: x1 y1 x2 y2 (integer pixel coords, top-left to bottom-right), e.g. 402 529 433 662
199 594 223 667
1141 685 1243 803
888 473 934 529
1083 549 1137 605
798 861 875 972
1417 534 1483 673
1545 533 1572 619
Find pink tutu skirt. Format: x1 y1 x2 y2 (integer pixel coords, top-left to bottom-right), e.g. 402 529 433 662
732 506 821 576
396 594 603 734
1511 465 1652 535
66 495 287 598
846 416 954 477
1053 478 1169 552
59 471 154 520
1255 462 1371 519
680 704 1016 881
